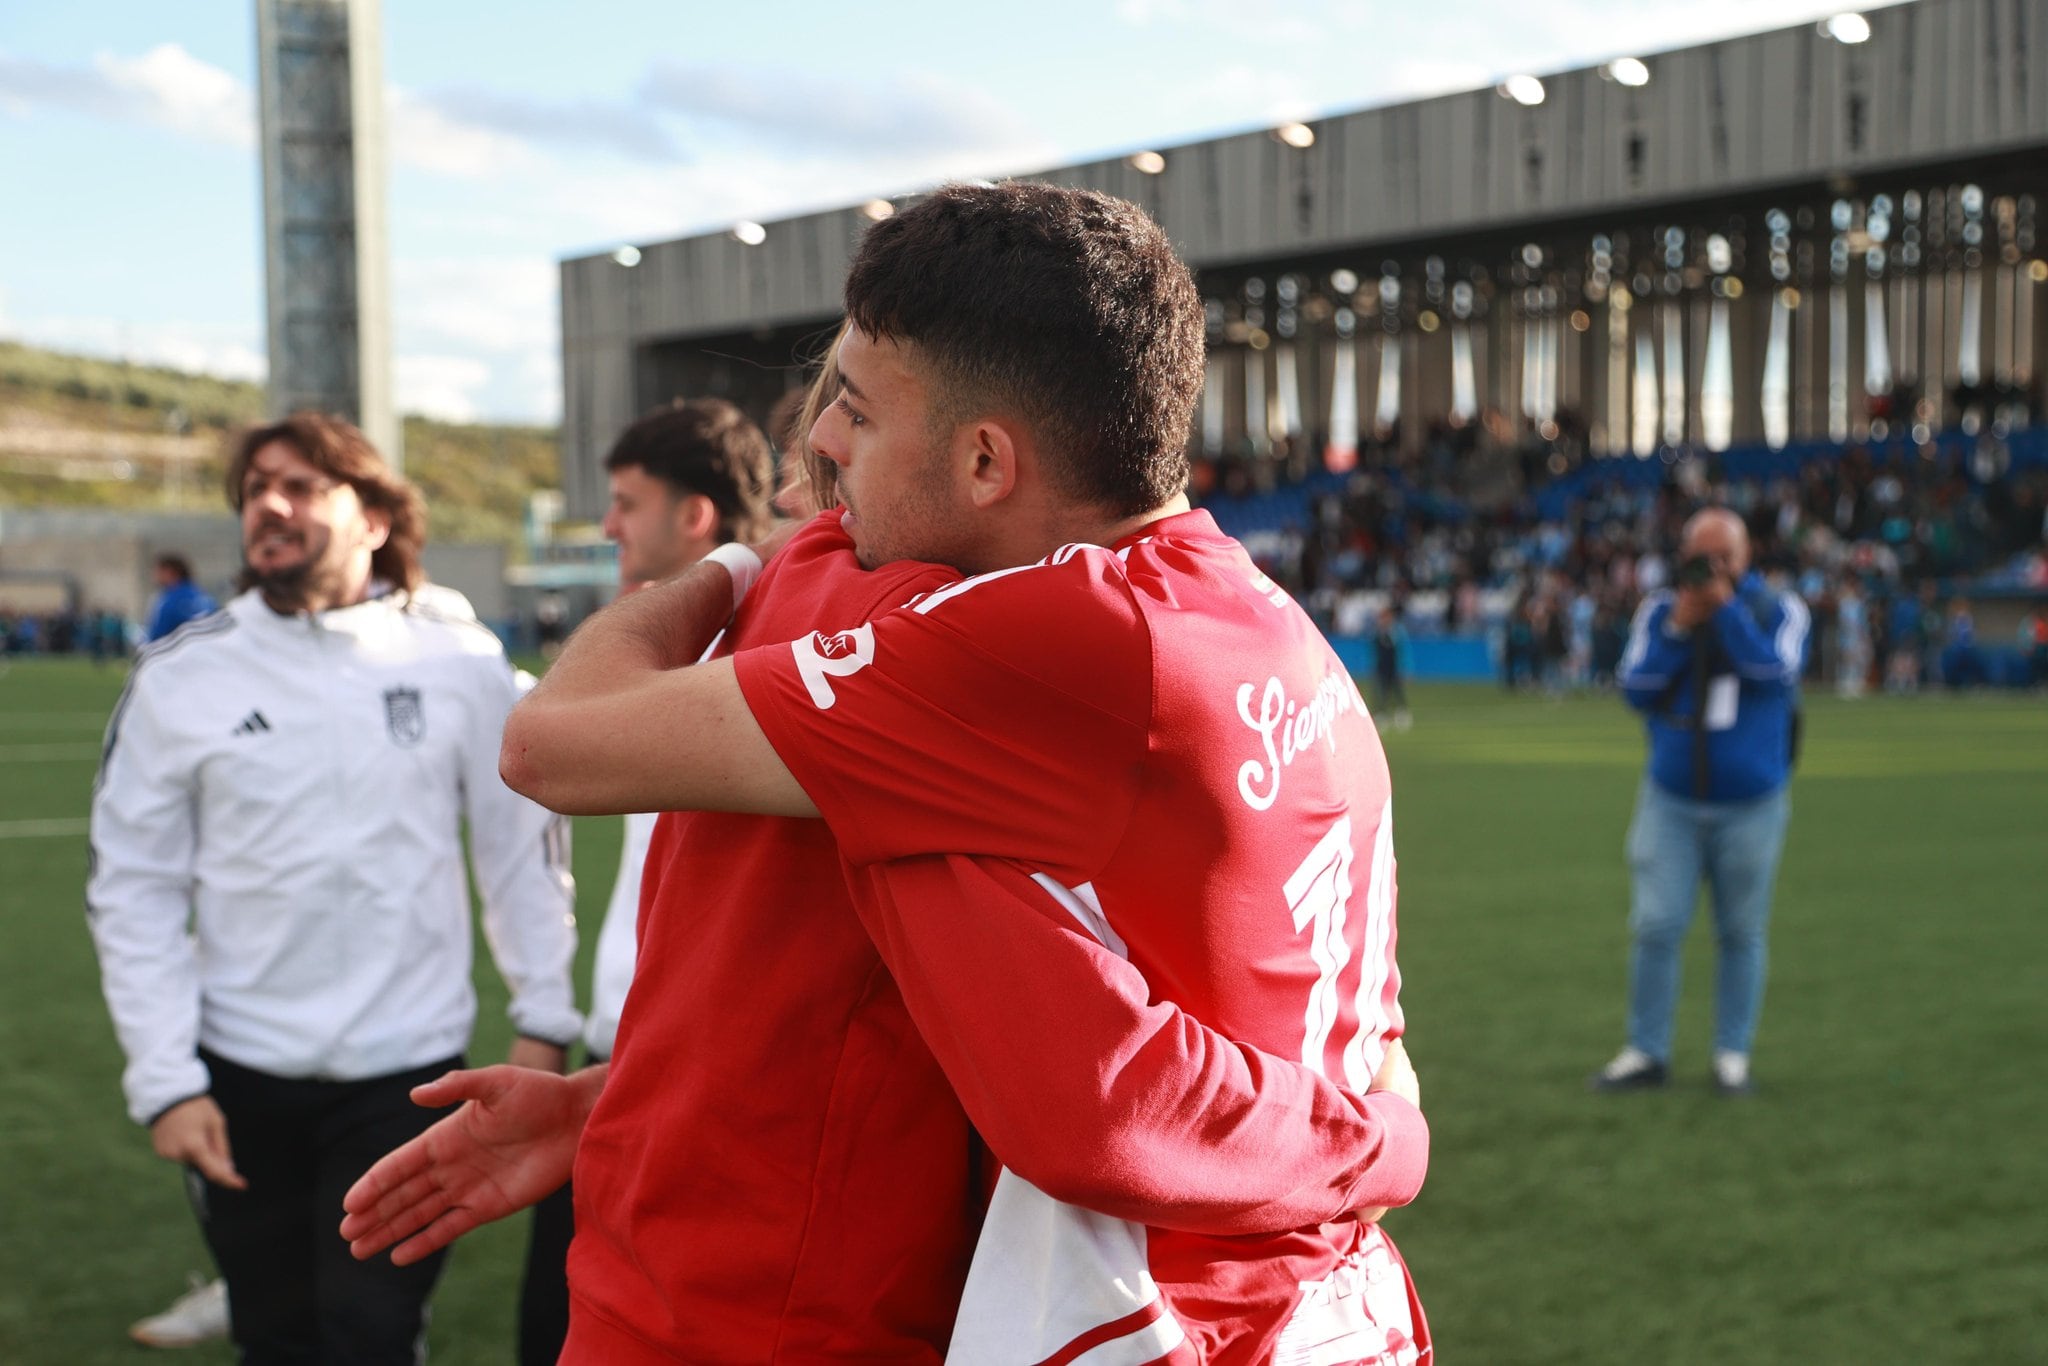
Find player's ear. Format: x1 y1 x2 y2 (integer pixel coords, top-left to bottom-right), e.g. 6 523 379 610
964 418 1022 511
676 492 718 541
360 502 393 552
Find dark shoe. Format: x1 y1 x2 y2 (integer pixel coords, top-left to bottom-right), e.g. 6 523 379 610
1589 1047 1668 1092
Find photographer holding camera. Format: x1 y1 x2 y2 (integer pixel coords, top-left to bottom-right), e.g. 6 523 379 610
1592 508 1809 1097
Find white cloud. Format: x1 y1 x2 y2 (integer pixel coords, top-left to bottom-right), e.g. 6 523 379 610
0 42 252 146
0 44 550 179
415 85 680 164
1194 65 1321 126
536 128 1063 251
499 348 564 424
94 43 253 147
392 256 556 355
387 88 537 178
637 61 1046 161
395 353 492 423
520 347 560 391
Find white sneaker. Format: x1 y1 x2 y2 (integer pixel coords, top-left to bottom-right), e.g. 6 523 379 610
129 1275 229 1348
1588 1045 1667 1091
1712 1050 1754 1095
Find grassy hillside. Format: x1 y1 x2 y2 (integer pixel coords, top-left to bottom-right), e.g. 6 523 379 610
0 341 559 555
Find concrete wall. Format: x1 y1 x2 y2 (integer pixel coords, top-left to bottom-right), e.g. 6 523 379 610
0 507 506 623
0 510 241 619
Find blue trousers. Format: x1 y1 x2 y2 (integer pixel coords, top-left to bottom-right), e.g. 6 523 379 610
1625 780 1791 1060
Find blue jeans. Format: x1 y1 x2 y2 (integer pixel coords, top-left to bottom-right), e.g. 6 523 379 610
1625 780 1791 1060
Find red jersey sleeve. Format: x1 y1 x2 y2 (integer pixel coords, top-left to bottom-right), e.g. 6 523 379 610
733 549 1152 874
846 852 1429 1233
637 510 957 955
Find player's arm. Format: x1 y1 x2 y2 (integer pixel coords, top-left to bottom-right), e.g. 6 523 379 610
464 661 583 1060
500 551 814 818
853 854 1427 1235
85 675 242 1187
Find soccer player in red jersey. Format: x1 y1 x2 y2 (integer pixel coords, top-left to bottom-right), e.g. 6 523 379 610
344 512 1426 1364
347 183 1429 1364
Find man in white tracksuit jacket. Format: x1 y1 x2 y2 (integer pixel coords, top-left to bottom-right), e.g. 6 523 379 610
88 411 580 1364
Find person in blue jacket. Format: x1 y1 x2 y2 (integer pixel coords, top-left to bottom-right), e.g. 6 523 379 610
144 553 217 642
1592 508 1809 1096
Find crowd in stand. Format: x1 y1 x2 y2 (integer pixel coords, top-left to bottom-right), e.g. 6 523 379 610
13 440 2048 689
2 555 220 661
1 606 133 660
1196 425 2048 691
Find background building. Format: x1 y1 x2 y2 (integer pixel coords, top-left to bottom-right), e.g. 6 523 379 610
558 0 2048 522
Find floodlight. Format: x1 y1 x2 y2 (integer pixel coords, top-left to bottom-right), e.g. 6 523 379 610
1821 12 1871 42
1605 58 1651 86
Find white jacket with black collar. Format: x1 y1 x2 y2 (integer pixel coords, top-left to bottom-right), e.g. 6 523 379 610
88 587 580 1126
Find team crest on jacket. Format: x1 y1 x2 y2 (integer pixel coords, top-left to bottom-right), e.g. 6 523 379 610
383 687 426 747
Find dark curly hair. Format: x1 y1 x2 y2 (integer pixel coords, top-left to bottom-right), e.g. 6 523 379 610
604 397 774 543
843 181 1204 518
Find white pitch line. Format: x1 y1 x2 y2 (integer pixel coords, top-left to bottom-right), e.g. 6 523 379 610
0 817 89 839
0 745 100 763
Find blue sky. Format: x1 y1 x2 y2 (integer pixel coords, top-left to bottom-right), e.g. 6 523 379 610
1 0 1870 423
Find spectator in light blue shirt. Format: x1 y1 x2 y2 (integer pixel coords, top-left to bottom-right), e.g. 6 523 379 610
145 553 217 642
1592 508 1809 1097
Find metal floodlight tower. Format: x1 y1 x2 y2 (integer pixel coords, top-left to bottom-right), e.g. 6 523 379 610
254 0 398 468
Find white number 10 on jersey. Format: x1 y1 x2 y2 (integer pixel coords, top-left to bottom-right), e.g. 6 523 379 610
1284 800 1397 1090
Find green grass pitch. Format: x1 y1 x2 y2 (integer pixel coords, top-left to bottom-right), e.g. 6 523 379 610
1 659 2042 1363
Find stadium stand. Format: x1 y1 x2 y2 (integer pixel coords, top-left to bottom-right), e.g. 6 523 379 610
1194 427 2048 689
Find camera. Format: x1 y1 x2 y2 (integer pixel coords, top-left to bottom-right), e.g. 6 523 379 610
1676 554 1719 589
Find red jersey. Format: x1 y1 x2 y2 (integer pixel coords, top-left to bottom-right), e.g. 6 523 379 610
563 521 977 1363
735 510 1427 1365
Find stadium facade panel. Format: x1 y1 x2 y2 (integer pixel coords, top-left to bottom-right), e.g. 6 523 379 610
559 0 2048 519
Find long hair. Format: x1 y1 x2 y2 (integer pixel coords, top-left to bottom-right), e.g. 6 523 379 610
770 324 847 517
226 412 427 594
